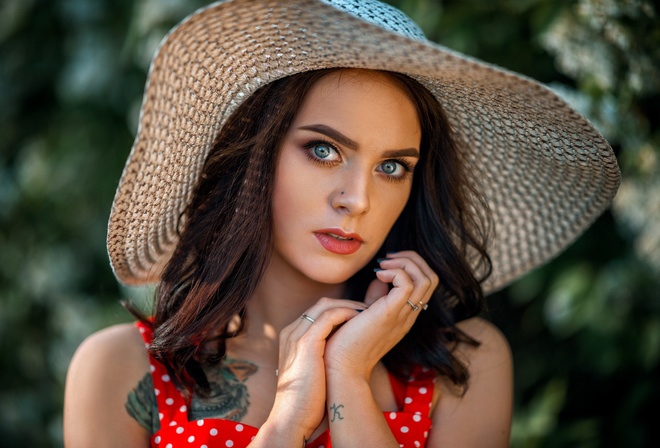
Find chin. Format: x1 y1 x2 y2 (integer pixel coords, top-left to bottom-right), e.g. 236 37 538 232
302 258 370 285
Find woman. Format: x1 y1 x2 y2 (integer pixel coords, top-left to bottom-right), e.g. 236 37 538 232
64 1 620 447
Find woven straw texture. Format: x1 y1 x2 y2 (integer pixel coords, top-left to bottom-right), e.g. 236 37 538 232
107 0 620 292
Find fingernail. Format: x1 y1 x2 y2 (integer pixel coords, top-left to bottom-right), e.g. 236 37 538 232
376 258 388 263
373 268 383 272
356 309 364 313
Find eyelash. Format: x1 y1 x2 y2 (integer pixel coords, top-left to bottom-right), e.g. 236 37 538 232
302 139 414 182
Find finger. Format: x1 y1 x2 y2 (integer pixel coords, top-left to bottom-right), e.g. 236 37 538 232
278 306 363 366
384 251 439 290
287 306 363 346
378 257 433 305
371 269 427 332
288 298 366 337
306 297 368 316
373 267 416 312
364 278 388 306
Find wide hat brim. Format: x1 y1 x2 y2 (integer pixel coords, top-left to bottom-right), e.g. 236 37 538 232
108 0 620 292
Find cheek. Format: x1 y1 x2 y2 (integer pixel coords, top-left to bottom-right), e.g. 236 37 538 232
272 150 321 225
374 186 412 229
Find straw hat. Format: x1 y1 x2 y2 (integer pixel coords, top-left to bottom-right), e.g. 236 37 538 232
108 0 620 292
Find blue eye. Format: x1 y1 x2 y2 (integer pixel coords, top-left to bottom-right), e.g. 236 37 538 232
304 141 340 163
378 159 414 182
313 143 333 159
381 161 398 175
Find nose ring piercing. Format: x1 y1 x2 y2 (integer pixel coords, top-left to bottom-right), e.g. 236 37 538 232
300 313 315 323
406 300 420 311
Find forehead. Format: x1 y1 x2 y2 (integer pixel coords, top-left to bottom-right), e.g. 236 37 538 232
306 69 414 111
293 69 421 147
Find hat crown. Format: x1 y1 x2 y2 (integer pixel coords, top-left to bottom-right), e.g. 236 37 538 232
320 0 426 41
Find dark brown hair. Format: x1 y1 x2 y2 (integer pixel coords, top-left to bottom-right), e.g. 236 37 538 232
131 68 492 394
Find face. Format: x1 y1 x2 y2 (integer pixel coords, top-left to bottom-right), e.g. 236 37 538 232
271 69 422 284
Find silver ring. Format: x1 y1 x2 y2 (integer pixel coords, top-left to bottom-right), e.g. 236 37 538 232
422 302 429 311
300 313 315 323
406 300 420 311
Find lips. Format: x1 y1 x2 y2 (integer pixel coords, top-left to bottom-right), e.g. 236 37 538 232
314 228 364 255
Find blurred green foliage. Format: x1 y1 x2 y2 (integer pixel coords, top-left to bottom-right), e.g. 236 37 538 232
1 0 658 447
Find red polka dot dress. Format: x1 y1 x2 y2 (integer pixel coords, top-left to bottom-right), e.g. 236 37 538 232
137 321 434 447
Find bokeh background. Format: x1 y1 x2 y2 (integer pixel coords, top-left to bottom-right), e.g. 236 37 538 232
1 0 658 446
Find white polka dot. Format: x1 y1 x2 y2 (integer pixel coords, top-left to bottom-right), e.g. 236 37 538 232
187 435 195 442
165 398 174 406
154 435 161 444
180 405 187 412
401 426 409 433
150 364 156 372
414 441 421 447
424 431 428 438
201 446 208 448
389 412 397 420
176 426 184 434
413 414 422 422
162 374 171 382
169 421 177 427
145 343 150 349
197 419 205 426
235 424 244 432
165 444 172 448
158 412 163 420
139 327 145 333
419 387 428 394
154 388 160 396
226 441 234 447
404 397 413 404
210 428 218 436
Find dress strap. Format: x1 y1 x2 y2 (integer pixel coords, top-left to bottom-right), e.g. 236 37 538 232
135 321 190 428
387 366 435 416
401 367 435 416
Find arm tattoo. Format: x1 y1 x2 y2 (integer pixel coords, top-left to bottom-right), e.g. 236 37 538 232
329 403 345 422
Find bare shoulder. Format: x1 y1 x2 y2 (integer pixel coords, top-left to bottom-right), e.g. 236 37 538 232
67 323 150 388
71 322 148 365
428 317 513 448
455 316 512 370
64 323 150 448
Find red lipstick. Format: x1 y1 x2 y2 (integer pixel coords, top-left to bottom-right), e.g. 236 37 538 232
314 228 364 255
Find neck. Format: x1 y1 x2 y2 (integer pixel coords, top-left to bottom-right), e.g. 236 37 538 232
226 253 345 364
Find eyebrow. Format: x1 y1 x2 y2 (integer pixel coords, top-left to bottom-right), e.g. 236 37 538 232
298 124 420 159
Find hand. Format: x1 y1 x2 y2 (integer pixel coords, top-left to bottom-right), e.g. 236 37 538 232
323 250 439 380
268 298 366 439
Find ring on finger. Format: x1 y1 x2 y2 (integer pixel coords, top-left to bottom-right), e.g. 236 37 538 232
300 313 315 323
420 301 429 311
406 300 420 312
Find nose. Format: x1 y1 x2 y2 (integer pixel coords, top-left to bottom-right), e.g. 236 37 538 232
330 169 371 215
